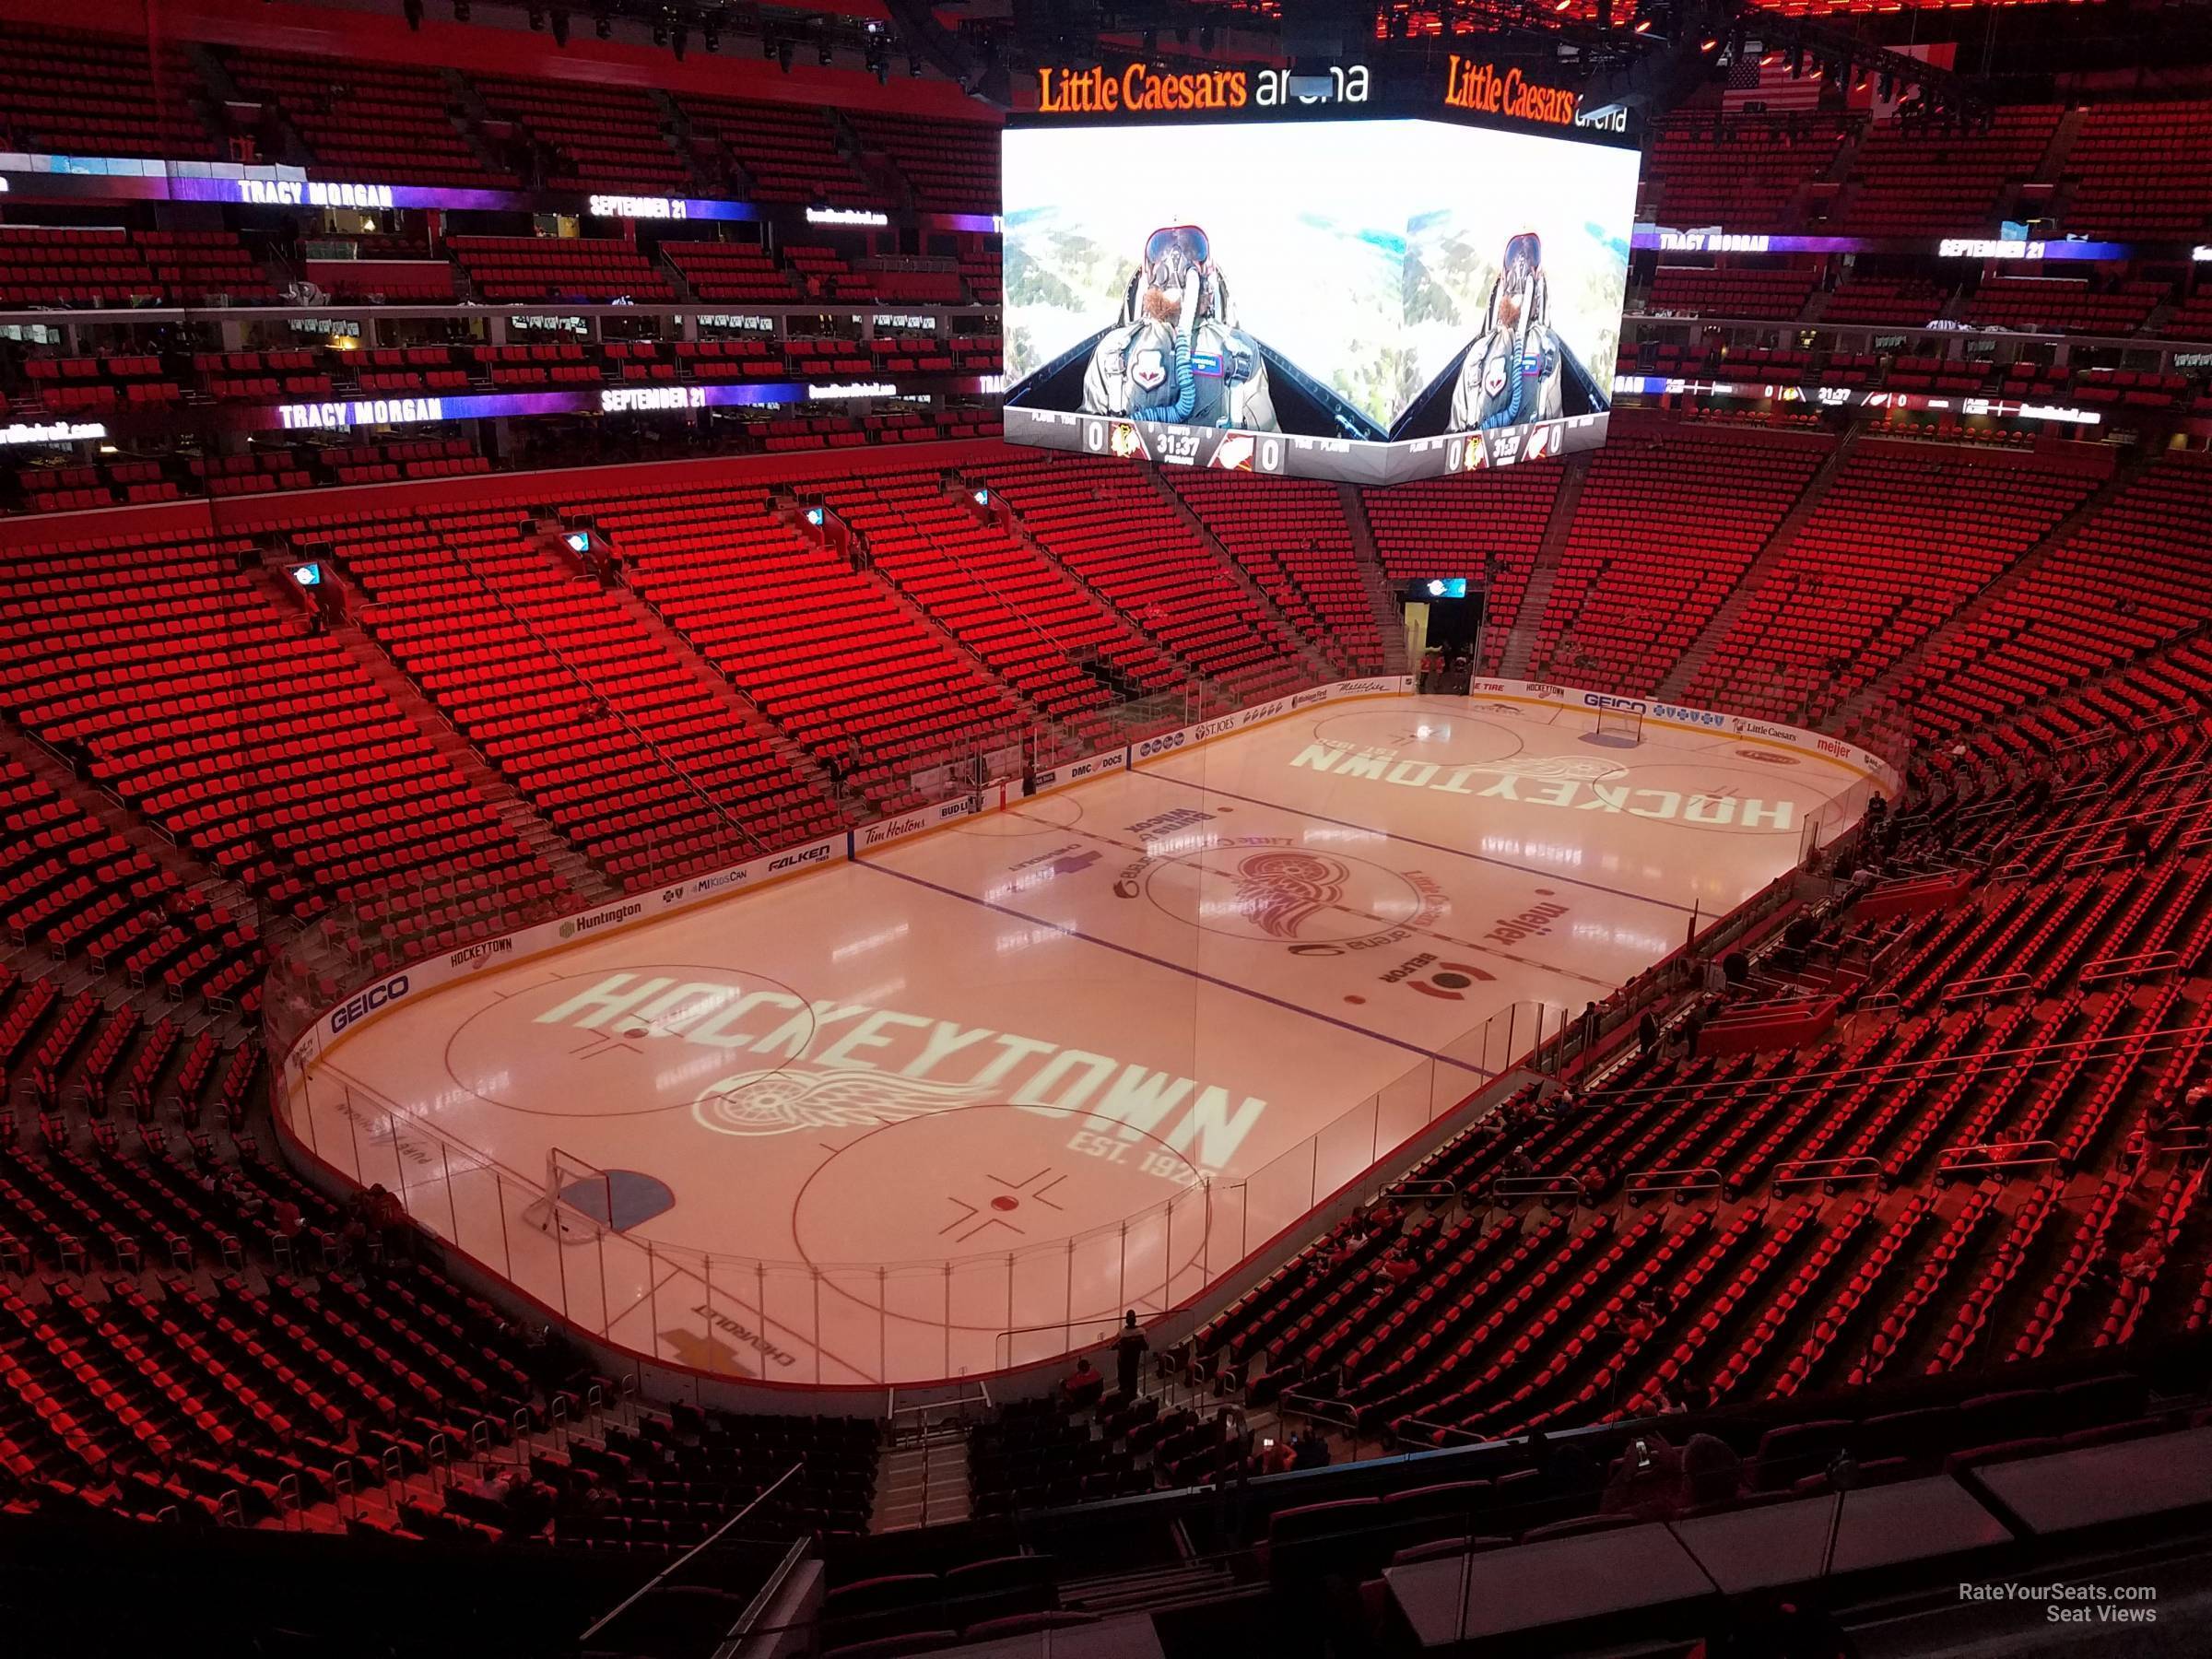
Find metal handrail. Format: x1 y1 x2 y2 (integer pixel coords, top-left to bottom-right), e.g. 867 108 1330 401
1772 1155 1882 1193
1623 1165 1724 1203
711 1535 814 1659
1939 1138 2061 1179
578 1459 806 1645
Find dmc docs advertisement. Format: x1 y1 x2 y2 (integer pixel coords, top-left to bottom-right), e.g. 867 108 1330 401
1000 116 1639 482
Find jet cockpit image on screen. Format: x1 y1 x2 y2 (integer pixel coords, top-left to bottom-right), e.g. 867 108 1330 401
1080 226 1277 429
1389 229 1613 443
1006 221 1387 441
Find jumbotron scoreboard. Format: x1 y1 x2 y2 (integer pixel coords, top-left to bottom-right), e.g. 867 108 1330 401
999 54 1641 482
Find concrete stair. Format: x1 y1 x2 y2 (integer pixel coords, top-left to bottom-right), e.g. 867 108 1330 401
828 524 1080 772
869 1428 971 1532
953 467 1242 711
1498 453 1590 677
1654 427 1861 702
1060 1560 1250 1619
1835 444 2162 733
0 726 253 1038
1140 471 1341 687
311 599 613 903
586 572 852 830
1336 482 1406 675
2035 107 2089 186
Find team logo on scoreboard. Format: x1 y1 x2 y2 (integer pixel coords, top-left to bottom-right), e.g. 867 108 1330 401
692 1068 994 1137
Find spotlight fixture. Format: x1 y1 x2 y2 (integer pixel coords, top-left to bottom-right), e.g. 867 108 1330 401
403 0 422 28
760 32 775 58
776 37 793 72
652 20 666 45
907 53 921 76
701 23 717 53
594 12 610 38
672 24 686 59
817 35 833 66
452 0 469 19
526 7 543 30
550 8 568 45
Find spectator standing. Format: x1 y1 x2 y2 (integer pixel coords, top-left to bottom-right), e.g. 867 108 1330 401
1112 1311 1148 1398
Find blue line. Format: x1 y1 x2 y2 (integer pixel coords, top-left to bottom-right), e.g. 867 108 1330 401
851 859 1495 1078
1138 770 1700 915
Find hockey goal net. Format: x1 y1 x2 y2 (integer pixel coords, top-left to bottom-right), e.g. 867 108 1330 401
523 1146 615 1241
1592 706 1645 745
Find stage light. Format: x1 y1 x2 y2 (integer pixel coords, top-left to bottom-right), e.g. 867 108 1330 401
702 25 718 53
551 8 569 45
760 32 775 58
594 12 611 39
452 0 469 20
652 20 666 45
526 7 543 30
777 38 794 71
672 24 686 59
818 35 833 66
403 0 423 29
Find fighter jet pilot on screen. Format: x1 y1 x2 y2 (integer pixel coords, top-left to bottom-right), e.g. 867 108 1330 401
1080 225 1278 431
1449 230 1566 432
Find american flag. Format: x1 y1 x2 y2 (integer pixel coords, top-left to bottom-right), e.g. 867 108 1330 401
1722 51 1829 115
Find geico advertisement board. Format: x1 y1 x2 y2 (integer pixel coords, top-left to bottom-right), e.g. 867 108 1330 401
1461 678 1900 792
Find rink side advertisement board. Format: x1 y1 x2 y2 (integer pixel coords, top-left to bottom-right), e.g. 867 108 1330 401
999 60 1640 483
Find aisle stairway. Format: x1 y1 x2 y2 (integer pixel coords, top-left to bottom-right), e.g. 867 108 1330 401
1655 429 1859 701
1498 453 1589 677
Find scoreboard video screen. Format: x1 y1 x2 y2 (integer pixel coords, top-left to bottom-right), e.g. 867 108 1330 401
1001 113 1641 483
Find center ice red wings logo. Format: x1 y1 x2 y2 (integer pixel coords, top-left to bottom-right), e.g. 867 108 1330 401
1230 851 1349 940
692 1069 993 1137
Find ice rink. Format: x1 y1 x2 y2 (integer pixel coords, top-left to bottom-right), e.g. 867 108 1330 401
284 692 1879 1386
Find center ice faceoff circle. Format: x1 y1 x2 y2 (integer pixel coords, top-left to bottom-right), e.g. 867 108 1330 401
1142 841 1435 945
